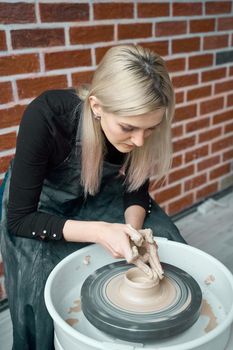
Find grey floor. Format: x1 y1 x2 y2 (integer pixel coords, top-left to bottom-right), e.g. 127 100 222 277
175 190 233 350
175 190 233 274
0 190 233 349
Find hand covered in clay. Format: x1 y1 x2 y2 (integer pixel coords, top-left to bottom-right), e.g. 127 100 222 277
126 224 164 281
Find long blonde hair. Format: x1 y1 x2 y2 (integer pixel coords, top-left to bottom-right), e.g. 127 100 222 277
77 45 175 196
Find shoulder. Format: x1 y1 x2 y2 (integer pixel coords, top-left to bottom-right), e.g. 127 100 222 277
21 88 82 135
36 88 81 115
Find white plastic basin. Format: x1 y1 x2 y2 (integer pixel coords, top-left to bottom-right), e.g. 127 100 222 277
44 238 233 350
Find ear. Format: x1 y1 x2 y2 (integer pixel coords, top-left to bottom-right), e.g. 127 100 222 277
89 95 103 116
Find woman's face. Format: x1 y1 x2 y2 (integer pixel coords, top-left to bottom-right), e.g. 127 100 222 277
100 108 165 153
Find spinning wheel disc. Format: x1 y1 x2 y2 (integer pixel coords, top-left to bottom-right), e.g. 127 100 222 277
81 261 202 341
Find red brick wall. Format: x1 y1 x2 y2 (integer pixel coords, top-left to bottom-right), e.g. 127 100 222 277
0 1 233 301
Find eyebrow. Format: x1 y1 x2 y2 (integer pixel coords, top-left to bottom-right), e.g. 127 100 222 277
120 121 162 130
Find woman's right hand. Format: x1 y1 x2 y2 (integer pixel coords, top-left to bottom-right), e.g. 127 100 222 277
95 222 134 262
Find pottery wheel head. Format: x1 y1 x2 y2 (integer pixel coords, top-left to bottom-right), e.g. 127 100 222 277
106 267 178 313
81 261 202 342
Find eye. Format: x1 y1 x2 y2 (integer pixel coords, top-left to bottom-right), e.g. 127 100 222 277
120 125 134 132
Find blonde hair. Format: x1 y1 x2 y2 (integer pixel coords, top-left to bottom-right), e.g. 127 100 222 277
77 45 175 196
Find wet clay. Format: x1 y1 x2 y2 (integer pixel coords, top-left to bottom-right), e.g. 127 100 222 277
65 318 79 326
204 275 215 285
201 299 218 332
106 267 177 313
83 255 91 265
68 299 81 313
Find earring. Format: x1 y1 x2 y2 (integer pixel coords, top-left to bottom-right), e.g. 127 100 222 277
94 115 101 120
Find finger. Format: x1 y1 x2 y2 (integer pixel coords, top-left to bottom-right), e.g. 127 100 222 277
126 224 144 246
133 258 156 280
140 229 164 278
139 228 154 244
127 245 139 263
147 245 164 279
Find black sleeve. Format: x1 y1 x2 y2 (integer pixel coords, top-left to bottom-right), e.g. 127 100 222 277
7 91 71 241
123 179 150 212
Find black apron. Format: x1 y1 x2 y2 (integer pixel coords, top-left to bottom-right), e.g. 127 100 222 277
0 136 185 350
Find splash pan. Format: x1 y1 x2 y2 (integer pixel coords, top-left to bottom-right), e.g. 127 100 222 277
44 238 233 350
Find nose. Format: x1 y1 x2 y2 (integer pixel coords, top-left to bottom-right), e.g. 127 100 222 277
131 130 145 147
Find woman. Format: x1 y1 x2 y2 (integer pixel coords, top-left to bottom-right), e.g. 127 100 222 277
0 45 185 349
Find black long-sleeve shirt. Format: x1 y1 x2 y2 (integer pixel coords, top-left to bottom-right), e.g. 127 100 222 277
7 89 149 240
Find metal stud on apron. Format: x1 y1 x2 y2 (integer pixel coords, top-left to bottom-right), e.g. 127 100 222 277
0 116 185 350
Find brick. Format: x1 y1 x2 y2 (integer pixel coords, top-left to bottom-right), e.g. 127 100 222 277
0 3 35 24
227 93 233 107
197 155 221 171
0 105 25 128
94 3 133 20
211 135 233 153
45 49 91 71
168 164 194 184
174 104 197 122
186 118 210 133
139 41 168 56
40 3 89 22
0 82 13 104
172 37 200 54
0 154 14 173
185 145 209 163
72 71 94 87
96 45 114 65
173 3 202 16
190 19 215 33
11 28 65 49
155 184 181 203
201 67 226 82
203 34 229 50
17 75 68 99
0 261 4 275
230 66 233 76
189 54 213 70
138 3 169 18
206 2 232 14
210 163 231 180
218 17 233 31
196 183 218 201
225 122 233 133
166 58 185 73
0 132 17 152
198 127 222 143
70 25 114 45
172 154 183 168
118 23 152 40
0 30 6 50
172 73 198 88
0 282 6 301
168 193 194 215
223 149 233 161
215 80 233 94
185 174 207 191
213 109 233 125
0 54 39 77
172 125 183 138
156 21 187 37
200 97 224 115
175 91 184 104
173 136 196 153
187 86 211 101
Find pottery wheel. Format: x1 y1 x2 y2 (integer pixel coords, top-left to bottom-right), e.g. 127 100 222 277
81 261 202 341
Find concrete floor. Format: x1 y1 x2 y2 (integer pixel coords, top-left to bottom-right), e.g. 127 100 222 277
175 190 233 350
